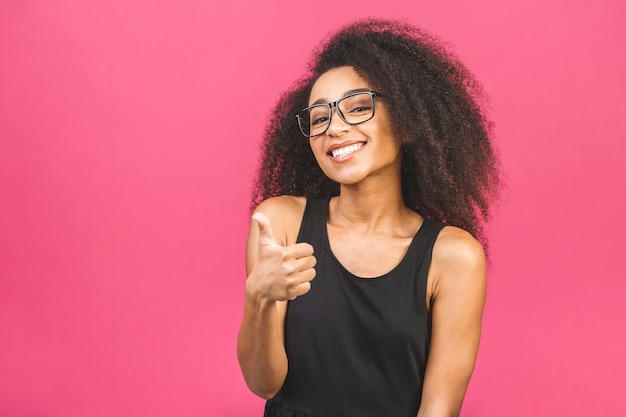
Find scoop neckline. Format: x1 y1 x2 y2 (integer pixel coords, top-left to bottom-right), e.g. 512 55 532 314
320 198 427 280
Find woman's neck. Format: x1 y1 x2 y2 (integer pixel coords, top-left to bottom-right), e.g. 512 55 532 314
331 180 415 232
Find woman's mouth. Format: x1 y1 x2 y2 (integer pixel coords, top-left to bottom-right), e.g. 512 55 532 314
329 143 364 158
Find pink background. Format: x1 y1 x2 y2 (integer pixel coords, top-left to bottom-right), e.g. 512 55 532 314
1 0 624 415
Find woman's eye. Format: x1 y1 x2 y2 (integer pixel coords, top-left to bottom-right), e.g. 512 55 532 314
311 116 329 126
348 105 371 114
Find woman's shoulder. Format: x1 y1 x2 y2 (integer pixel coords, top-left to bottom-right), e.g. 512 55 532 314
253 196 308 245
254 195 307 216
424 225 486 313
434 226 484 262
431 225 487 289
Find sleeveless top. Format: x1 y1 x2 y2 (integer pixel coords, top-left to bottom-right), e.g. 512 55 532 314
264 198 444 417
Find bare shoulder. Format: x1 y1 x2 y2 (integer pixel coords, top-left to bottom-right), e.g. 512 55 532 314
430 226 486 296
433 226 485 269
253 196 307 246
254 195 306 216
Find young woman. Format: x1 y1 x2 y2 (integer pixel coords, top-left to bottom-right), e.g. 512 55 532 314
238 19 502 417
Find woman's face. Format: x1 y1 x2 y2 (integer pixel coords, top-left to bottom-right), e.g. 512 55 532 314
307 66 402 187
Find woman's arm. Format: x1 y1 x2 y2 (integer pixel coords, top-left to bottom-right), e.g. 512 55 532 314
417 227 487 417
237 197 315 399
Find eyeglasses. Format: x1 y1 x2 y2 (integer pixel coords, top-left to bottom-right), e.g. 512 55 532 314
295 91 381 138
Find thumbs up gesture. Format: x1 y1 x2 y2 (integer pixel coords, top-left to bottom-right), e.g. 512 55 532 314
246 212 316 303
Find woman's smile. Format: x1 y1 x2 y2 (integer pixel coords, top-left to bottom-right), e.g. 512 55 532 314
328 141 365 159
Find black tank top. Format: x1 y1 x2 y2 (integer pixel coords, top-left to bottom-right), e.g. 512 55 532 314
265 198 444 417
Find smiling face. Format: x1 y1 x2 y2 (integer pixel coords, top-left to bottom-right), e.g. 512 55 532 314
307 66 402 187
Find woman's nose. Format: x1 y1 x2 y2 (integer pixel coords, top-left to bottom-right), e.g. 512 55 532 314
326 108 350 136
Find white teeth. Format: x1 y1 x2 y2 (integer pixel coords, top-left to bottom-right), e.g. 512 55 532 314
331 144 363 158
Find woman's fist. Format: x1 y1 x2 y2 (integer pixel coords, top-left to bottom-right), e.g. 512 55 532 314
247 212 316 302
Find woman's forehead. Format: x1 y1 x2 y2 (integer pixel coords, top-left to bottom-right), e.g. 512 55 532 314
309 67 370 104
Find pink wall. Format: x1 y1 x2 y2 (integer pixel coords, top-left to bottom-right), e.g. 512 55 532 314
1 1 624 415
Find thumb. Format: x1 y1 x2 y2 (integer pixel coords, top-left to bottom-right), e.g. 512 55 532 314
251 212 277 246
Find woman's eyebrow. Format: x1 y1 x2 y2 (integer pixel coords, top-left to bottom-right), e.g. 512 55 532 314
310 88 371 106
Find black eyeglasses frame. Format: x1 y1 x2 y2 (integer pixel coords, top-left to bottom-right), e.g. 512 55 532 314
295 91 382 138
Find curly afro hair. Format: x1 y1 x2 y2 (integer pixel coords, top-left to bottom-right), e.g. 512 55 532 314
251 18 503 249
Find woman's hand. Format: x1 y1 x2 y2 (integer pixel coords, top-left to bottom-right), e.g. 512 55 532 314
246 212 316 304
